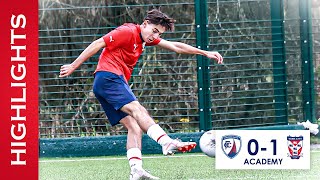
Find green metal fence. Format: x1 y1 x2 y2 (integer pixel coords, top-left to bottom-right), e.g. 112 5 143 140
39 0 319 138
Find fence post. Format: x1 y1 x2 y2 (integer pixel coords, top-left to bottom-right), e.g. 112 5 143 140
270 0 288 124
195 0 211 131
299 0 316 122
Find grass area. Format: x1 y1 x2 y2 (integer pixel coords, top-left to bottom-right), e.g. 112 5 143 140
311 136 320 144
40 151 320 180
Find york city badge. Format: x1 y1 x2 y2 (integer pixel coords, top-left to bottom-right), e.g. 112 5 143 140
287 136 304 159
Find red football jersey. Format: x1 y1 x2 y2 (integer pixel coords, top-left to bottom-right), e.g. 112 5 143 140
95 23 161 82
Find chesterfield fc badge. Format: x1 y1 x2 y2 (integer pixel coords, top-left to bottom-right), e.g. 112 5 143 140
221 135 242 159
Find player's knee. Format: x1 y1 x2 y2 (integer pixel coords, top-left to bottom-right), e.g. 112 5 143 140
123 101 144 116
133 102 148 114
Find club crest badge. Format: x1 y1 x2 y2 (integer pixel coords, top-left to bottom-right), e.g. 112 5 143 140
287 136 304 159
221 135 242 159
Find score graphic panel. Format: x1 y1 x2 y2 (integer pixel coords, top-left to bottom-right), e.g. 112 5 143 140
216 130 310 169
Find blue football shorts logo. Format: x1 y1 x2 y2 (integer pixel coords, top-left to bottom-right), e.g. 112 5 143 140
221 135 242 159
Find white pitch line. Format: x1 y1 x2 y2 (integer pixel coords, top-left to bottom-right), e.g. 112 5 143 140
39 154 207 163
39 150 320 163
189 175 320 180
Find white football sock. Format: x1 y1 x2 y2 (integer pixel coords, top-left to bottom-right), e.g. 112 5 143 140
127 148 142 170
147 124 172 146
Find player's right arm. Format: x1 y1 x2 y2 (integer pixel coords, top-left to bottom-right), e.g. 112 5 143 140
59 37 106 77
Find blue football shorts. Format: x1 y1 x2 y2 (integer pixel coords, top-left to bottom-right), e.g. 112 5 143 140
93 71 137 126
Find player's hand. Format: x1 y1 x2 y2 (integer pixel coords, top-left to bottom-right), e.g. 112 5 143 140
59 64 76 77
206 51 223 64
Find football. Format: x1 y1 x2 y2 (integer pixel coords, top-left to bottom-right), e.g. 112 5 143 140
199 130 216 157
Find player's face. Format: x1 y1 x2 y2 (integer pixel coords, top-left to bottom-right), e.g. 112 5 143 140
141 20 166 43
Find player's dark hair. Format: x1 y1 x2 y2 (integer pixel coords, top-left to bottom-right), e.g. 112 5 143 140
144 9 175 31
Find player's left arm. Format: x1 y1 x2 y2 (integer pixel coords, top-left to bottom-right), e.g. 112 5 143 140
157 39 223 64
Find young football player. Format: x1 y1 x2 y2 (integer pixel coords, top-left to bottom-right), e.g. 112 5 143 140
59 9 223 180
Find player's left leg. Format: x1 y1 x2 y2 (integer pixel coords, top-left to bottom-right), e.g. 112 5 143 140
120 116 159 180
120 115 143 169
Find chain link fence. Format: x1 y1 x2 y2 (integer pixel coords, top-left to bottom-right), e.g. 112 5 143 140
39 0 319 138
